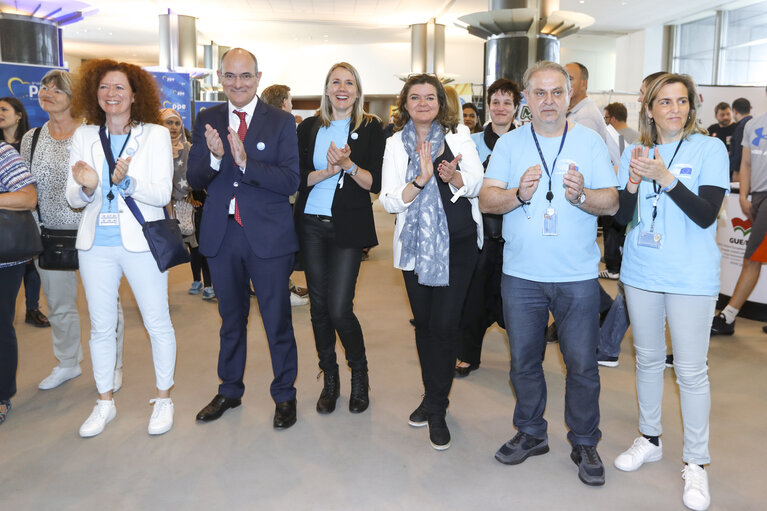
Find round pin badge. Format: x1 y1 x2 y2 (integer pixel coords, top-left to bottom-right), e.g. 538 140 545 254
126 147 136 156
257 142 266 151
351 132 359 140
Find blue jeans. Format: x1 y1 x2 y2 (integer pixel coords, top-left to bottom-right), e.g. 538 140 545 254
502 275 602 446
597 282 630 358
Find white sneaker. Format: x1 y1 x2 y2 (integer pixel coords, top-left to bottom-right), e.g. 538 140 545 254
290 291 308 306
79 399 116 438
682 464 710 511
614 437 663 471
113 368 123 393
39 365 82 390
148 398 174 435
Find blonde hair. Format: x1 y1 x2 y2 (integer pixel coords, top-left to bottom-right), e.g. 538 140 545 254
638 73 706 147
443 85 461 127
319 62 377 131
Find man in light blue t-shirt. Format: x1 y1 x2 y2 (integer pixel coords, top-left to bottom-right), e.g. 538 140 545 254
480 61 618 487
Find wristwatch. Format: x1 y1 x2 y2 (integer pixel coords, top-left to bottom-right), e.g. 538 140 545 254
569 190 586 206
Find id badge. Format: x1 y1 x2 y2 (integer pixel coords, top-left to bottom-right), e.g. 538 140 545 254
543 207 558 236
98 212 119 226
637 230 662 249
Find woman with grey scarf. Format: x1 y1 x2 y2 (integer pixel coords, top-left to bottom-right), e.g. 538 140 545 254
379 74 484 450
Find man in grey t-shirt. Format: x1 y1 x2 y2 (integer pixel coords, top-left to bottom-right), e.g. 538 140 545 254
711 87 767 336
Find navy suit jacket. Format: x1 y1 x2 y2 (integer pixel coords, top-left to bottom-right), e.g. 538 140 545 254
187 100 300 259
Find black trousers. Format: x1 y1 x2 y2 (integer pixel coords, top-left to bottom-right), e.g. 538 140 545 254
301 215 367 372
458 237 504 366
600 215 626 274
0 264 25 401
403 234 478 416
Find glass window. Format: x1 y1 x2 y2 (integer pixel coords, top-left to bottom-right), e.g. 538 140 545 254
673 15 716 84
719 2 767 85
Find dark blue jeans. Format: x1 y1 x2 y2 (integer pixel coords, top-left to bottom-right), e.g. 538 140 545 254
597 282 630 358
502 275 602 446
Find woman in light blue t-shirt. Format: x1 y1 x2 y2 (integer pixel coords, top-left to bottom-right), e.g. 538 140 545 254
611 73 728 511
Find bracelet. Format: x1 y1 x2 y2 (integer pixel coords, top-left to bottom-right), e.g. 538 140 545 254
412 180 424 190
516 188 531 206
346 163 358 176
628 176 641 185
662 178 679 193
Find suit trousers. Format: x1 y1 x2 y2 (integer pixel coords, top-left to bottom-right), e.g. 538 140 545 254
0 264 25 401
403 234 478 416
300 214 366 372
458 237 504 366
207 217 298 402
36 261 125 370
79 246 176 394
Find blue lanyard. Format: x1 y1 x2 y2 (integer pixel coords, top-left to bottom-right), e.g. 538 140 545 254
648 138 684 228
531 122 568 203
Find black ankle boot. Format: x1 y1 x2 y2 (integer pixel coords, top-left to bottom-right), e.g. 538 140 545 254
349 368 369 413
316 369 340 414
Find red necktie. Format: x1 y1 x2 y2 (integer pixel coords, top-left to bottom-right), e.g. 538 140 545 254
232 110 247 226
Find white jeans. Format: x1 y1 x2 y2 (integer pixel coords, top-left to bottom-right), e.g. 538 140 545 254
79 246 176 394
36 261 125 370
624 284 715 465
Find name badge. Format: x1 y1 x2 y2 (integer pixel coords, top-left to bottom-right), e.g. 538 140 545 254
543 207 557 236
98 212 119 226
638 230 662 249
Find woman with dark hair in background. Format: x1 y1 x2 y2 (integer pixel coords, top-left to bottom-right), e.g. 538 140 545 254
295 62 385 414
0 96 49 328
68 59 176 438
462 102 482 134
380 74 483 450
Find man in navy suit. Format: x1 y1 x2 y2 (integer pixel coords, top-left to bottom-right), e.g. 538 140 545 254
188 48 300 429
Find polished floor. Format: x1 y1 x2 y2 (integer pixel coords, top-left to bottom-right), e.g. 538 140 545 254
4 202 765 510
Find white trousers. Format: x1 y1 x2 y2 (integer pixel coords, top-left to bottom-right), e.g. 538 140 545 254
79 246 176 394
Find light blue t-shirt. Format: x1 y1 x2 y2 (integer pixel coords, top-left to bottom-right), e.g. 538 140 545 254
485 122 618 282
304 118 350 216
618 133 729 296
93 133 129 247
471 131 492 164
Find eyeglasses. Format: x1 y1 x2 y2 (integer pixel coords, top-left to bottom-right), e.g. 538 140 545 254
222 72 256 83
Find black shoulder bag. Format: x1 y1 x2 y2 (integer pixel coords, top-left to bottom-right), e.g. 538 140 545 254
98 126 190 272
33 128 80 270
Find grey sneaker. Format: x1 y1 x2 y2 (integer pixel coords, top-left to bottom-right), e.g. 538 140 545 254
495 431 549 465
571 444 605 486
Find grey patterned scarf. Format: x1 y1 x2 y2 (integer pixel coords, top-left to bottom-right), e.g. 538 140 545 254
399 119 450 286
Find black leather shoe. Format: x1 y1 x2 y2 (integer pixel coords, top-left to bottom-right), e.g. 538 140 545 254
316 370 340 414
349 368 369 413
454 363 479 378
273 399 297 430
196 394 241 422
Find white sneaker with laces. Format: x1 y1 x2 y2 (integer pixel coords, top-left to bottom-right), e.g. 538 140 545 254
599 269 620 280
290 291 308 306
682 464 710 511
113 368 123 393
79 399 116 437
39 365 82 390
148 398 174 435
614 436 663 471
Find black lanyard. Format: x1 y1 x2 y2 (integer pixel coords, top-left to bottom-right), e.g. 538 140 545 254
98 125 131 203
649 137 684 227
531 122 568 203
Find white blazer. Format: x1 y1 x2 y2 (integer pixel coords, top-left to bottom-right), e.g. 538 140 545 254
66 123 173 252
378 125 484 271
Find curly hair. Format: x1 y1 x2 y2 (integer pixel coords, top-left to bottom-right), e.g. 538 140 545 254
393 74 455 134
72 59 161 128
0 97 29 143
